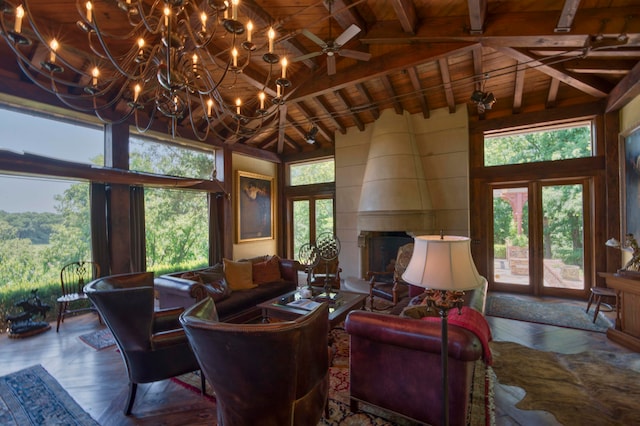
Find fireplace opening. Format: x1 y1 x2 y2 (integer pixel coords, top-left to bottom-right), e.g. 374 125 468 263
366 231 413 279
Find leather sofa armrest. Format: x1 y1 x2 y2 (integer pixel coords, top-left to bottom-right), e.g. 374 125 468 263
279 258 301 285
150 328 188 349
153 307 184 332
345 310 482 362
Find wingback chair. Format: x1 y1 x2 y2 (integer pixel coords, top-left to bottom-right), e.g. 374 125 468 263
367 243 414 308
180 297 330 426
84 272 204 416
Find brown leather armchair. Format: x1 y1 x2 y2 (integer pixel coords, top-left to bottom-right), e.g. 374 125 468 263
180 297 330 426
84 272 203 416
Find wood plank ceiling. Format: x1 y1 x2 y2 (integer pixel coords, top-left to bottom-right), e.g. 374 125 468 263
0 0 639 158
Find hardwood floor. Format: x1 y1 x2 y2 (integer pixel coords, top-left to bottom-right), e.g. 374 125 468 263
0 293 632 426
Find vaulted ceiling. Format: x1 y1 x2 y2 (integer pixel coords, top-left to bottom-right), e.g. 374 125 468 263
1 0 639 159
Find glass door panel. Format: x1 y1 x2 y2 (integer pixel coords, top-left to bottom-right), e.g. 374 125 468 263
292 200 310 261
542 184 585 291
493 187 530 286
315 198 334 236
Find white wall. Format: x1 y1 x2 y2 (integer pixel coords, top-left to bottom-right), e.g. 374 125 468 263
335 106 470 280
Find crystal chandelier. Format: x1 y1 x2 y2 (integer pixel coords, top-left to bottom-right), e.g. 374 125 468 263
0 0 291 140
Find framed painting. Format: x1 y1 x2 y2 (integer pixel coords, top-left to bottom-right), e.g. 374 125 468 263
236 171 274 242
622 127 640 241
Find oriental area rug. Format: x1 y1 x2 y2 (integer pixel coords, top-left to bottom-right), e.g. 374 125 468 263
0 364 99 425
485 294 612 333
490 341 640 425
174 325 495 426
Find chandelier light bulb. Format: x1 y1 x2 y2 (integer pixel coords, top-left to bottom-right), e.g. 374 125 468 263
207 98 213 116
200 12 207 32
49 39 59 63
247 21 253 43
268 27 275 53
281 57 287 79
259 91 265 110
91 67 99 86
14 6 24 33
86 2 93 22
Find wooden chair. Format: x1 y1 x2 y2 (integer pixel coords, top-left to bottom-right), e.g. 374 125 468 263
367 243 413 309
311 257 342 290
56 261 100 332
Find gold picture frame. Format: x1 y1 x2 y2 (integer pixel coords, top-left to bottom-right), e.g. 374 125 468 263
236 170 274 242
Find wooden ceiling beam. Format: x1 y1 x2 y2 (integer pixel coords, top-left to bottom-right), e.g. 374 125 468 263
555 0 582 33
288 42 475 101
467 0 487 35
407 67 429 119
496 47 611 98
314 96 346 135
390 0 418 34
277 103 287 154
563 59 636 74
546 78 560 108
355 83 380 120
513 62 525 114
606 60 640 112
438 58 456 113
360 7 640 48
334 89 364 131
472 45 484 91
324 0 367 32
531 48 640 58
380 75 403 114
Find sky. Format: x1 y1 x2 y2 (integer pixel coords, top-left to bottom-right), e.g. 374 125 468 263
0 108 103 213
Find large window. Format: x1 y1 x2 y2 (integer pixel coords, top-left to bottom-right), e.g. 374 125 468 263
0 107 102 331
484 122 592 166
289 158 335 185
479 119 597 298
286 158 335 260
130 136 215 272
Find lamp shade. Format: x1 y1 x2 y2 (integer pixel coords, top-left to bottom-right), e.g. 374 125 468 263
401 235 484 291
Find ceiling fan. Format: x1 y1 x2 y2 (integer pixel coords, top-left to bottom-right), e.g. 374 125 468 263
292 6 371 76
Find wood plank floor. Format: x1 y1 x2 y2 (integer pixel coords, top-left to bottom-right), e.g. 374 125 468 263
0 293 631 425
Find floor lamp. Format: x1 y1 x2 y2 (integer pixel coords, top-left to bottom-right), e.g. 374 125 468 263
401 234 485 426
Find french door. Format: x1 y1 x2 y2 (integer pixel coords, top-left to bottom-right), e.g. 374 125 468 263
490 179 592 298
289 196 334 261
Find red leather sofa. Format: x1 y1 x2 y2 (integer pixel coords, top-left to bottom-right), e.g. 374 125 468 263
344 279 489 425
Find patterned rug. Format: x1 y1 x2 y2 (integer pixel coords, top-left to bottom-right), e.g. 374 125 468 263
78 328 116 350
486 293 613 333
174 325 495 425
0 364 99 425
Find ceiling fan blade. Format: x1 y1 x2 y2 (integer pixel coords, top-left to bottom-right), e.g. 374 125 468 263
334 24 362 47
302 29 327 48
338 49 372 61
327 55 336 75
291 51 323 62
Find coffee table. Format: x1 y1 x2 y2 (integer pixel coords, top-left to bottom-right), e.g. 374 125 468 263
257 287 367 329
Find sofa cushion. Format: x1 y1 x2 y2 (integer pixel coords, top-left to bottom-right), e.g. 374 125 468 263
214 280 295 319
252 255 282 285
223 259 256 290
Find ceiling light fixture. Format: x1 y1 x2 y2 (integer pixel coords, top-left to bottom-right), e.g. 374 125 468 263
305 125 318 144
0 0 291 140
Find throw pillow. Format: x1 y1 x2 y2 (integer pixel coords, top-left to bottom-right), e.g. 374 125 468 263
223 259 256 290
197 270 225 285
252 255 282 285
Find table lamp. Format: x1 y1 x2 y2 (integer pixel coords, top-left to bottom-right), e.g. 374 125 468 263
402 234 485 426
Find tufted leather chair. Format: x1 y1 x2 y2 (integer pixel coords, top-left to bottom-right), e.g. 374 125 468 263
180 297 330 426
84 272 203 415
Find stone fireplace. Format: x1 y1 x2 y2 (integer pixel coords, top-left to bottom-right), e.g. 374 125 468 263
354 109 435 278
